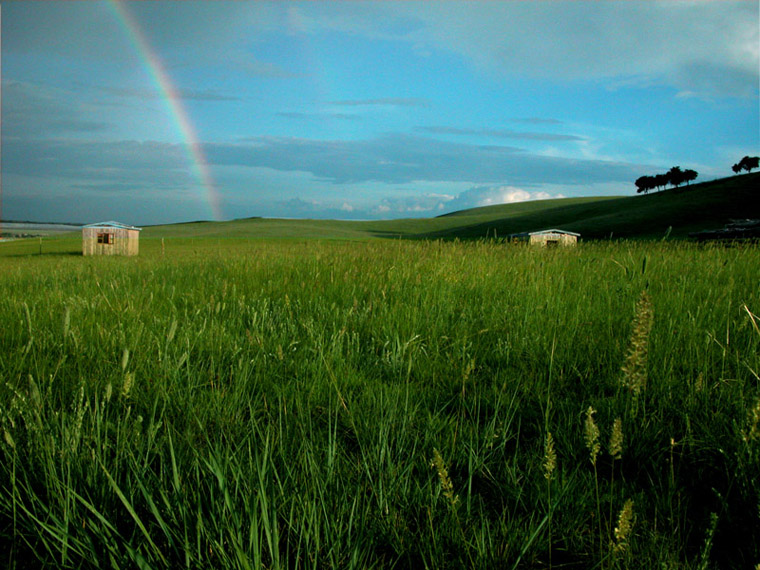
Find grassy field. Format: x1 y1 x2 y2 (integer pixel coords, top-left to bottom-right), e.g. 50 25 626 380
127 172 759 242
424 172 760 240
2 173 757 246
1 236 759 569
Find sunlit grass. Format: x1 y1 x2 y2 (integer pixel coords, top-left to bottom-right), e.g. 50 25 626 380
1 238 758 568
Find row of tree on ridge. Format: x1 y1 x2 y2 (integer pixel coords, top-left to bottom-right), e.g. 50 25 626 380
731 155 760 174
635 166 697 194
635 156 759 194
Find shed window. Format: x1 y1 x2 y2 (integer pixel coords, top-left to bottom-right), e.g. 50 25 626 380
97 233 114 245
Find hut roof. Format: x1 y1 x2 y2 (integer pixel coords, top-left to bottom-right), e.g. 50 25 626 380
509 228 580 238
529 229 580 236
83 221 142 231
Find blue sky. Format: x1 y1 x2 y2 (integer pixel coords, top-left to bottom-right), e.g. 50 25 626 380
3 1 758 225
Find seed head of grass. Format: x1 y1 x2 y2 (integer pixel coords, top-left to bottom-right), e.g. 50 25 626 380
621 291 654 398
695 372 705 393
609 418 623 460
544 431 557 481
68 384 86 454
121 348 130 372
3 429 15 450
122 372 134 399
612 498 635 554
584 406 601 467
167 319 178 344
743 397 760 443
432 448 459 508
698 512 718 570
62 306 71 338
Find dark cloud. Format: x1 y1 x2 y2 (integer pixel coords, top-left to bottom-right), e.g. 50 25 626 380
277 111 360 121
4 139 193 189
206 134 643 186
4 182 205 226
98 85 239 102
4 133 644 225
328 98 431 108
2 2 256 64
511 117 563 125
2 3 120 59
416 126 582 142
2 138 202 224
672 60 760 100
236 57 302 79
4 80 112 137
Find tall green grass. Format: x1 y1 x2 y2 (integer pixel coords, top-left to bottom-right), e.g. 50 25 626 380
1 239 758 568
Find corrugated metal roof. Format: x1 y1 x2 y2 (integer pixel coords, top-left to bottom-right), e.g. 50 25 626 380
83 221 142 231
528 229 580 237
509 228 580 238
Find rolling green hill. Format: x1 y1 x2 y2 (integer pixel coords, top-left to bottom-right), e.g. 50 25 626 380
3 173 755 250
422 172 760 240
140 172 759 241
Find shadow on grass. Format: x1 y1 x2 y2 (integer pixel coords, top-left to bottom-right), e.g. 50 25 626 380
0 250 83 258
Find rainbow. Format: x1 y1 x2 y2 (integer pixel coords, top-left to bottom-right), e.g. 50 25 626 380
106 0 223 221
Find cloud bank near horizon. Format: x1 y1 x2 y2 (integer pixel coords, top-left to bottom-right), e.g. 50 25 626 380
2 1 757 224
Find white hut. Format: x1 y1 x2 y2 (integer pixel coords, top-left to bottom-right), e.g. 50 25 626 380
510 229 580 247
82 221 141 256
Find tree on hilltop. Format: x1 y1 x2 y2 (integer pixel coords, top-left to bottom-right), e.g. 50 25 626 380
732 156 759 173
654 173 669 191
635 175 653 194
683 169 698 185
667 166 685 188
634 166 699 194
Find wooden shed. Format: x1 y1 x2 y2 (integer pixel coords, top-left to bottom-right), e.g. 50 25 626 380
82 221 141 256
510 229 580 247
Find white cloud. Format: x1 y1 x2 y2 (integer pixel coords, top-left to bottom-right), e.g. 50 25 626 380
8 2 755 100
414 2 758 97
447 186 563 211
294 1 759 99
372 194 450 215
366 185 564 218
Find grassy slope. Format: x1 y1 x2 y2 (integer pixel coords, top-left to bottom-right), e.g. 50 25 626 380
1 240 758 568
2 174 756 250
424 172 760 240
137 173 759 241
139 197 622 241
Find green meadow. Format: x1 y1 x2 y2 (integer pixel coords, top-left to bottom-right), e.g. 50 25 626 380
142 171 759 241
1 235 759 569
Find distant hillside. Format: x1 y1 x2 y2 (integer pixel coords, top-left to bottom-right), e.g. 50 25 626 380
419 172 760 240
140 173 759 241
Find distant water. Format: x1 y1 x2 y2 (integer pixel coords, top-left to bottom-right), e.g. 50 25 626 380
2 222 81 232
